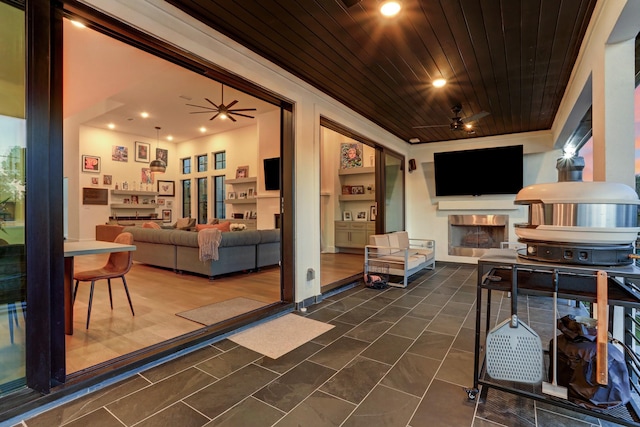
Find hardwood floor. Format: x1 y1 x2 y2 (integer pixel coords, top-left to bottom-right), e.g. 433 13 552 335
63 251 364 373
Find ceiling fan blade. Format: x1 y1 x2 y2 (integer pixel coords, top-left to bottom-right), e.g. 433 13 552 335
228 115 237 122
209 112 220 121
462 111 490 123
186 103 216 111
204 98 220 108
230 108 257 112
412 124 449 129
230 112 255 119
226 100 239 108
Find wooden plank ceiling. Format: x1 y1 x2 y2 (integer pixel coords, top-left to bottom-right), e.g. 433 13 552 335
166 0 597 145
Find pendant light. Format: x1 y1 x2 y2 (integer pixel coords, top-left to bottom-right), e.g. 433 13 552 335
149 126 166 173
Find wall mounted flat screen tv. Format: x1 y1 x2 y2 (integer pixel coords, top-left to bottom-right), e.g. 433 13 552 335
433 145 523 196
264 157 280 191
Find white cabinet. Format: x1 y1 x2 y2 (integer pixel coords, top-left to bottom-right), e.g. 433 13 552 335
335 221 375 248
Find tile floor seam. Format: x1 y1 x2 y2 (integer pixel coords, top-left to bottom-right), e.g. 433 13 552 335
178 399 214 424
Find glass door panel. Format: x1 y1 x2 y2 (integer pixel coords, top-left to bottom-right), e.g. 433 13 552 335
383 152 404 232
0 1 27 395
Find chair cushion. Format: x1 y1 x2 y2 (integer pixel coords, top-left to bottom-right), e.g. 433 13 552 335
390 231 410 249
369 234 391 255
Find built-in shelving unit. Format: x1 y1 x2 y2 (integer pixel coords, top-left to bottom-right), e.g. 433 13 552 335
226 176 258 218
336 166 376 250
110 189 159 211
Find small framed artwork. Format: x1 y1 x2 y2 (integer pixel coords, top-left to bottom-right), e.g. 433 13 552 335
341 185 352 195
236 165 249 179
233 213 244 219
157 180 175 196
103 174 112 185
166 200 174 208
351 185 365 195
135 141 151 163
343 211 352 221
123 198 130 204
162 209 172 223
340 142 363 169
91 177 99 185
112 145 128 162
247 187 255 198
238 192 247 199
244 210 251 219
227 192 236 199
355 210 368 221
157 198 165 206
141 168 153 184
156 148 168 165
370 205 377 221
131 195 139 204
82 155 101 173
251 211 257 219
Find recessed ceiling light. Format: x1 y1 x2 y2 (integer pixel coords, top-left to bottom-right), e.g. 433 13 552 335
432 78 447 88
380 1 401 17
166 135 173 141
199 127 207 133
140 112 149 118
107 123 115 129
409 137 420 143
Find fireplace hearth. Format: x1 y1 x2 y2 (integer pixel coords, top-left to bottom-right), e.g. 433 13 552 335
448 214 508 257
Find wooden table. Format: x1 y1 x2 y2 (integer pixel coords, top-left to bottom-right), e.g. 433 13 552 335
63 240 136 335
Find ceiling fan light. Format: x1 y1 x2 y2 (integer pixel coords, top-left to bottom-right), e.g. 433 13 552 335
380 1 401 17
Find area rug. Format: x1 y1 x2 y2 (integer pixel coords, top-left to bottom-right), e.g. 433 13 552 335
176 297 269 326
229 313 334 359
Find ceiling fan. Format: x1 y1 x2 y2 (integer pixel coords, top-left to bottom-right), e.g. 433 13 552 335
413 104 490 134
186 84 257 122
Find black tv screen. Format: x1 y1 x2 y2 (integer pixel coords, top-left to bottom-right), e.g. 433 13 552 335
433 145 523 196
264 157 280 191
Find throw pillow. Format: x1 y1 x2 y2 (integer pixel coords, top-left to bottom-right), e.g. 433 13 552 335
208 218 220 225
175 217 195 230
142 222 161 229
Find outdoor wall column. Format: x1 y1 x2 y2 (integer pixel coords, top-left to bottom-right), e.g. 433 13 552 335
591 37 635 187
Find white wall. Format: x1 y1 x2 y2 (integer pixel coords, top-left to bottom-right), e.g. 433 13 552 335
74 125 179 240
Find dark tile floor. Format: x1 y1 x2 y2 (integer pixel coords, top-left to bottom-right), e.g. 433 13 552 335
11 263 637 426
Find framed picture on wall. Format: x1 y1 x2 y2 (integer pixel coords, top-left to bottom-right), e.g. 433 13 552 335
157 180 175 196
162 209 172 223
343 211 352 221
135 141 150 163
355 210 368 221
82 155 101 173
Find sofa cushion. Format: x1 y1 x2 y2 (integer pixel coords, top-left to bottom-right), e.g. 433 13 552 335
123 226 175 245
258 229 280 243
142 221 161 229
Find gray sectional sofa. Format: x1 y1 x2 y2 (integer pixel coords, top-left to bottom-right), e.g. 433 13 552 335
122 227 280 279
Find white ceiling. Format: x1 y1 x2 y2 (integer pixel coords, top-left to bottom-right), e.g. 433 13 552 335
63 19 279 144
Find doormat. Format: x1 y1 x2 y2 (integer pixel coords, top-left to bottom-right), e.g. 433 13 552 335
176 297 269 326
228 313 334 359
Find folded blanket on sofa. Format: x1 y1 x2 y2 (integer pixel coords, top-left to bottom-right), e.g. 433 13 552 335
198 228 222 261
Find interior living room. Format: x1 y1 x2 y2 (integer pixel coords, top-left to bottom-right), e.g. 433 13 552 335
2 0 640 426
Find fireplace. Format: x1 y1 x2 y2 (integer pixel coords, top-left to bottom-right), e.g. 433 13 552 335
448 215 508 257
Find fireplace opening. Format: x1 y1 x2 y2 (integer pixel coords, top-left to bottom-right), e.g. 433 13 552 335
448 215 508 257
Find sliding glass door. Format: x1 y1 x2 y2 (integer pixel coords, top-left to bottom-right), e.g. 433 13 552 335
0 0 27 395
383 151 404 233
